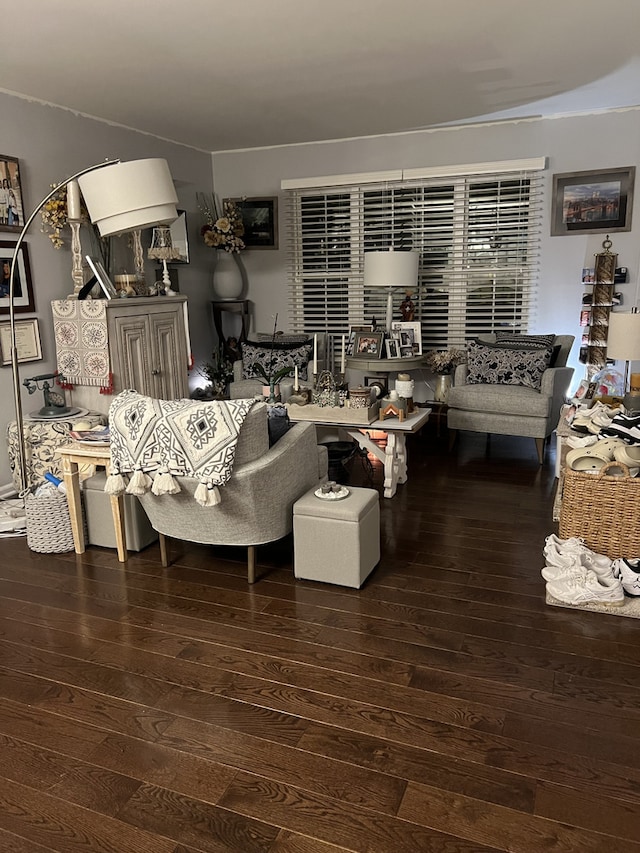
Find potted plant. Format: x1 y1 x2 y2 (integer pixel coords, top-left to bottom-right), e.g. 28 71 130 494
249 314 293 402
424 348 467 402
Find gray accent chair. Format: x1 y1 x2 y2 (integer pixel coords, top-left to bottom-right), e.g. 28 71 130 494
138 403 328 583
447 334 575 464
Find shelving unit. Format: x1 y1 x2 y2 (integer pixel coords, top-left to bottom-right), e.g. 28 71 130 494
578 237 625 377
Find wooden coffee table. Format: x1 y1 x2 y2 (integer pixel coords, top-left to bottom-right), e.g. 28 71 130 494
287 406 430 498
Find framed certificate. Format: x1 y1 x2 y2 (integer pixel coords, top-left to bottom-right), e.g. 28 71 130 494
0 317 42 365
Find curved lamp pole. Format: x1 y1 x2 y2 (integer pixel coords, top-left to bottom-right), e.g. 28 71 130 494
8 160 120 493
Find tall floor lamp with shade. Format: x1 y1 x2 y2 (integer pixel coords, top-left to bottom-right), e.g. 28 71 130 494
8 158 179 495
606 307 640 412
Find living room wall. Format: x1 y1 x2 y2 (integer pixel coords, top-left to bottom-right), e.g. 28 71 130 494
211 106 640 394
0 92 215 487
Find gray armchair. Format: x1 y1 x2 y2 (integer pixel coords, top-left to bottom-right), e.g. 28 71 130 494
138 403 328 582
447 334 575 464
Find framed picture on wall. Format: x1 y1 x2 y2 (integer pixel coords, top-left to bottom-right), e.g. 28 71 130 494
225 196 279 249
0 318 42 365
551 167 635 235
0 154 25 231
0 240 35 312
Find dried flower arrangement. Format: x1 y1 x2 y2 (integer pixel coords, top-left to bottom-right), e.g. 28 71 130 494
424 348 467 374
197 193 245 253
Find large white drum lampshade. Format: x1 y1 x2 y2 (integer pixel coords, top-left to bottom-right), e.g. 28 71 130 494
78 158 178 237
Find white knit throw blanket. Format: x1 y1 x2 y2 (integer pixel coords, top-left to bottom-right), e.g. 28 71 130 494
105 390 256 506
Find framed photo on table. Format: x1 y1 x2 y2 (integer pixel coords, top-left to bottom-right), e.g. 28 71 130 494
390 321 422 356
551 167 635 235
346 324 373 356
353 330 384 358
385 338 401 358
0 154 25 231
0 241 35 313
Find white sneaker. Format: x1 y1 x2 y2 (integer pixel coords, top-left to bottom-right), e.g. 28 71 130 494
544 535 611 566
547 572 624 606
542 549 612 582
612 558 640 596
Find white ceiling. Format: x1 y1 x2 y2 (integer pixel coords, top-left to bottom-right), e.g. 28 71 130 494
4 0 640 152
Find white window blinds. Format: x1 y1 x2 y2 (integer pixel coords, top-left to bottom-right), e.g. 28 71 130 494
283 160 544 349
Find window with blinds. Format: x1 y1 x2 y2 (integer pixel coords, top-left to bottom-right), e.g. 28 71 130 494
283 160 544 350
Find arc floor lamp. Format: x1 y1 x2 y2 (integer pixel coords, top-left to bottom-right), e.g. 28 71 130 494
9 157 178 494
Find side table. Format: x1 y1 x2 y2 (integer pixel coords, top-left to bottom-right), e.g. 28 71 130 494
211 299 251 361
7 410 105 491
423 400 448 438
57 443 128 563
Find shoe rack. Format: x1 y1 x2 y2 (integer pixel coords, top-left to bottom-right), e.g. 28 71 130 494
578 236 626 377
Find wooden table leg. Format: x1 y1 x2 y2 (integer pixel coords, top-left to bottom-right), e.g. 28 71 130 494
109 493 128 562
61 456 85 554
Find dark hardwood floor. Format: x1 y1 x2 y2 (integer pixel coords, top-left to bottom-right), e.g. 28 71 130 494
1 425 640 852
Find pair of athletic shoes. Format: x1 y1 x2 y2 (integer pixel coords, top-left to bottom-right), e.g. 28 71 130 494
571 403 623 435
543 535 624 606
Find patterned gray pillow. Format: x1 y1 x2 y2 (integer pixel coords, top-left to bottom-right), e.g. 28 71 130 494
241 339 313 381
466 341 553 390
494 332 555 348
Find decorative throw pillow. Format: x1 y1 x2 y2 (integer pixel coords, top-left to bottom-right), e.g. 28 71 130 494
494 332 555 347
491 333 560 366
241 339 313 381
466 340 553 390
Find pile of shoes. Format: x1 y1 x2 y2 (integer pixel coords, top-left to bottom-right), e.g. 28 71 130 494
543 534 640 606
570 401 624 435
565 403 640 475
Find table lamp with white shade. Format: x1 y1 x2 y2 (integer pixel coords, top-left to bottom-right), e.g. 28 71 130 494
606 307 640 412
9 158 179 494
363 249 419 333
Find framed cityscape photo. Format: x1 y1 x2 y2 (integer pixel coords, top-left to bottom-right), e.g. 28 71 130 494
0 154 24 231
225 196 279 249
551 167 635 235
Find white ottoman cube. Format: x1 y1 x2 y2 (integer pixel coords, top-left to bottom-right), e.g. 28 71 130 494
293 486 380 588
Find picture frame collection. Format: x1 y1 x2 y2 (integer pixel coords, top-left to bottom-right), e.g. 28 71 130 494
348 321 423 360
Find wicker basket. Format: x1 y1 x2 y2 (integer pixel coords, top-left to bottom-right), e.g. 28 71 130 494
25 490 75 553
559 461 640 559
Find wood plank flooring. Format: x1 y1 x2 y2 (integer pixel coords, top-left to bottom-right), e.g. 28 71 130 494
1 427 639 852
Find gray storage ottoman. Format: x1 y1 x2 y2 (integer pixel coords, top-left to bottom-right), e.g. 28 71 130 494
293 486 380 587
83 471 158 552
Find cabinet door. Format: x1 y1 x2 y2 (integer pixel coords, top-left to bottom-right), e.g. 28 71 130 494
110 305 188 399
148 311 188 399
111 314 154 396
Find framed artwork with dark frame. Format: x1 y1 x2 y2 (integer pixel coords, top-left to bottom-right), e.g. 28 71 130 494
0 154 25 231
353 330 384 358
0 240 35 313
225 196 279 249
346 323 373 356
551 167 635 235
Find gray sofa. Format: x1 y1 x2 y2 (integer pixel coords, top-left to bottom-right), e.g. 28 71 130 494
447 334 575 463
138 402 328 582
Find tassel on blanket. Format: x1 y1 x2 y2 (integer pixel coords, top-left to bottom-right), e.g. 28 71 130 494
104 472 126 495
194 482 221 507
152 469 181 496
126 468 153 495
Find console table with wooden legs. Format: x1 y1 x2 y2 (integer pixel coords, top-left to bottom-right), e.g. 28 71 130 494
287 407 431 498
57 443 128 562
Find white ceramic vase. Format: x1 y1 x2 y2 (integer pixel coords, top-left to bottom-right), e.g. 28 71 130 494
213 251 243 300
434 373 452 403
